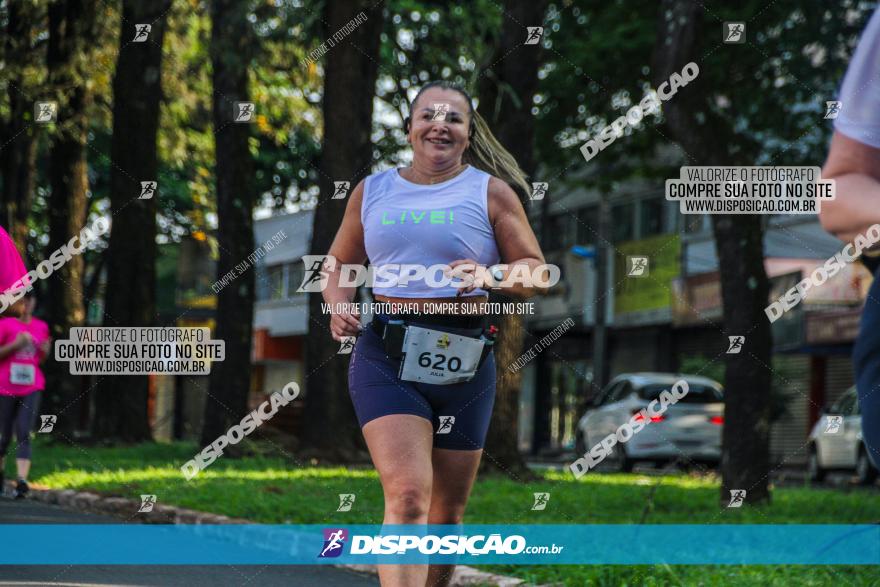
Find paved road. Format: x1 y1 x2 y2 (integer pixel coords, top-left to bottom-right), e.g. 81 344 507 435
0 498 379 587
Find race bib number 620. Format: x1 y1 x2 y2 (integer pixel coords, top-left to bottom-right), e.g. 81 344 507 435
398 326 484 385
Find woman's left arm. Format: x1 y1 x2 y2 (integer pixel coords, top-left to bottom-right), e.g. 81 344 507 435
486 177 548 299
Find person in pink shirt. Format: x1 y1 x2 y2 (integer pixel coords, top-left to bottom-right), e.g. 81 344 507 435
0 291 51 498
0 225 29 319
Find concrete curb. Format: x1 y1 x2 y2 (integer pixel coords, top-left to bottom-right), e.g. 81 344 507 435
15 483 529 587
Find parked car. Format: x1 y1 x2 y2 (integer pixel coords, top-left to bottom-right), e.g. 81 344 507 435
575 372 724 472
807 385 877 485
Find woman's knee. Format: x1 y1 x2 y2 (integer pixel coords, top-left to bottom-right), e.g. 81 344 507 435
429 501 466 525
384 481 431 521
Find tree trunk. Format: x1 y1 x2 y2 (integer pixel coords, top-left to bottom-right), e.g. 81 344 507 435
200 0 257 445
1 0 40 251
93 0 171 441
651 0 772 504
474 0 548 478
42 0 97 439
301 0 382 459
711 215 773 503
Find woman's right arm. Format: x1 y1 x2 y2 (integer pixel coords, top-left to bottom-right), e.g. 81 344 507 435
0 332 30 361
819 132 880 243
324 180 368 341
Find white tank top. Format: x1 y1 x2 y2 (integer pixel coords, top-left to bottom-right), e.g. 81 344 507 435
361 165 501 298
835 7 880 148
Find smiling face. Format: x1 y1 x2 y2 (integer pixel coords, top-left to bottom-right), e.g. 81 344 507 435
407 87 472 167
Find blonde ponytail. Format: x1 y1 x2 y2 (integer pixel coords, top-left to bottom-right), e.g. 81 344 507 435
463 110 532 204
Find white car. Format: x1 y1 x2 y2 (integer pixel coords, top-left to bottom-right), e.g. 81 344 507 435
807 385 877 485
575 372 724 471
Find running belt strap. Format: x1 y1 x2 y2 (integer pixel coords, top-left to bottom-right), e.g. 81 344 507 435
369 316 494 371
372 312 487 330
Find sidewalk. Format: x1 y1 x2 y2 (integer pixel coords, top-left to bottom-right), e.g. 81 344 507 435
0 497 379 587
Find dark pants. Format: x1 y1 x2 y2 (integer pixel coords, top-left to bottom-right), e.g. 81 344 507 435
0 392 41 460
854 267 880 468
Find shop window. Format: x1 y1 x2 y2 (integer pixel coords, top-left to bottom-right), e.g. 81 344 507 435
267 264 285 300
639 198 665 237
546 213 574 251
611 203 635 242
287 262 304 298
576 206 599 244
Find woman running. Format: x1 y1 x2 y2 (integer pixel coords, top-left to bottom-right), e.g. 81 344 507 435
819 6 880 472
324 80 547 587
0 291 51 498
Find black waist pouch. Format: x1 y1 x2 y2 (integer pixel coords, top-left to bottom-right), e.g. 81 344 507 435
381 321 407 359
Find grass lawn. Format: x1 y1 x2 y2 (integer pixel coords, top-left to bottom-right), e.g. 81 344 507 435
13 438 880 586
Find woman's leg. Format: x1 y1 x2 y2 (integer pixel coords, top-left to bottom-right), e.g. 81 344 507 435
425 448 482 587
15 392 40 482
363 413 435 587
0 396 20 484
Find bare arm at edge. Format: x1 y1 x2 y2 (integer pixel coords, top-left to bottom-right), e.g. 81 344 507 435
819 131 880 243
324 180 368 340
487 177 548 299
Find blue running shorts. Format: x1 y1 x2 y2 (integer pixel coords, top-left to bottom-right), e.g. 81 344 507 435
854 265 880 469
347 315 496 450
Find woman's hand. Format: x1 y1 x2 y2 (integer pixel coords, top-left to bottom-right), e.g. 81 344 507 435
329 303 362 342
13 332 34 350
447 258 487 296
